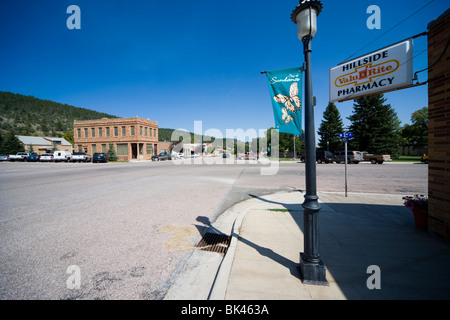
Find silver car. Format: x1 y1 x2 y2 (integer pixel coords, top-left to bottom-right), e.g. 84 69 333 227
334 151 363 164
39 153 54 162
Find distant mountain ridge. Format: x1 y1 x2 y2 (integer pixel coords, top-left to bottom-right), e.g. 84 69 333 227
0 91 211 143
0 91 119 137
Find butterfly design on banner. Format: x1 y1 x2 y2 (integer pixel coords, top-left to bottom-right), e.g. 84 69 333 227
281 107 294 124
265 67 303 136
273 82 301 113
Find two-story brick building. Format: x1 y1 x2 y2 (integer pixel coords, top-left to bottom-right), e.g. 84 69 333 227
73 117 159 161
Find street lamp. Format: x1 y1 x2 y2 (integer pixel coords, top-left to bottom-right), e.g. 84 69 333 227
291 0 328 285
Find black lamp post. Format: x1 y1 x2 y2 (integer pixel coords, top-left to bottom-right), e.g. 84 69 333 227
291 0 328 286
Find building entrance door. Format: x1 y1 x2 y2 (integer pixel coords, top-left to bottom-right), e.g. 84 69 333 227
131 143 138 159
138 143 143 159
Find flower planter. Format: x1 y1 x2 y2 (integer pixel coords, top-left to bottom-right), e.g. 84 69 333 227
413 209 428 231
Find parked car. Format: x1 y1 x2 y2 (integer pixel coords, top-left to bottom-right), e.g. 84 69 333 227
152 152 171 161
171 152 184 160
300 151 334 164
53 151 72 162
0 155 9 161
9 152 31 161
420 154 428 164
237 152 258 160
361 152 392 164
245 152 258 160
93 153 108 163
39 153 54 162
71 152 92 162
316 150 334 164
26 154 40 162
334 151 363 164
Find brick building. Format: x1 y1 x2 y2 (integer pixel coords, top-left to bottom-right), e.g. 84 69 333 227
73 117 158 161
427 9 450 240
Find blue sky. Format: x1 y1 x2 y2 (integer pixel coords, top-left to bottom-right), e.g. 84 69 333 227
0 0 447 141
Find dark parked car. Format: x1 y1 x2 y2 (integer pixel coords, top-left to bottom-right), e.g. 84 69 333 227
300 151 334 164
316 150 334 164
26 154 40 162
93 153 108 163
152 152 171 161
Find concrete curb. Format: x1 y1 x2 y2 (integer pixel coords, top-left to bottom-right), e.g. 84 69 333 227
207 190 404 300
207 204 249 300
208 191 296 300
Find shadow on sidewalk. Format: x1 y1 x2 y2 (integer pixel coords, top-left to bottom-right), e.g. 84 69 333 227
233 234 301 280
246 193 450 299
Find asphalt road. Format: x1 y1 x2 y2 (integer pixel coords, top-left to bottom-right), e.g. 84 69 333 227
0 160 427 299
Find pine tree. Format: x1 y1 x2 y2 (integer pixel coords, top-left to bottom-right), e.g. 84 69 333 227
106 143 117 161
0 130 25 154
348 94 401 158
318 103 344 153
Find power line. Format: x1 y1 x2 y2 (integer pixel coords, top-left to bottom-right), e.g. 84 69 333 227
342 0 436 63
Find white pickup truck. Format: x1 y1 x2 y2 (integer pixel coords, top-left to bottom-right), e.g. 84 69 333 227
71 152 92 162
9 152 31 161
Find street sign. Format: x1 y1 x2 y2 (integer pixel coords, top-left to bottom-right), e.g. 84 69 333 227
339 133 353 138
338 133 353 197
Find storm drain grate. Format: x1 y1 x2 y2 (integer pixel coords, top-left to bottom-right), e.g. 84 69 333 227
195 233 231 255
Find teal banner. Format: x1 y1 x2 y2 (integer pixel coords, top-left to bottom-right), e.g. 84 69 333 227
265 67 303 135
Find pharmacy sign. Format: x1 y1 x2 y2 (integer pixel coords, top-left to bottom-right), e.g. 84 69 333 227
329 39 414 103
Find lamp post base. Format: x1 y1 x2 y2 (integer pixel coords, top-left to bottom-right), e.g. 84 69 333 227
298 253 329 286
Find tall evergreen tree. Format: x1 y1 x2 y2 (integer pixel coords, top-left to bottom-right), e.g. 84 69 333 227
0 130 24 154
317 103 344 153
106 143 117 161
347 94 401 158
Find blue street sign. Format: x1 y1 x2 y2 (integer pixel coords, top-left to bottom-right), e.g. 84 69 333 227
339 133 353 138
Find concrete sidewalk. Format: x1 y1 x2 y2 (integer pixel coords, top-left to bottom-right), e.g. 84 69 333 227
208 191 450 300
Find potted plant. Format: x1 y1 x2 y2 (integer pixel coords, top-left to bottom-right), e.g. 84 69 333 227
402 194 428 230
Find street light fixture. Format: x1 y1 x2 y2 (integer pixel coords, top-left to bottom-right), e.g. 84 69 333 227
291 0 328 286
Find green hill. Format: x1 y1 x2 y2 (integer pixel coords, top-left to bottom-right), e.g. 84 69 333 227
0 91 214 143
0 91 119 137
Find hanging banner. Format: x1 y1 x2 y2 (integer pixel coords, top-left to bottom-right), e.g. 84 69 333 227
265 67 303 135
329 39 414 103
